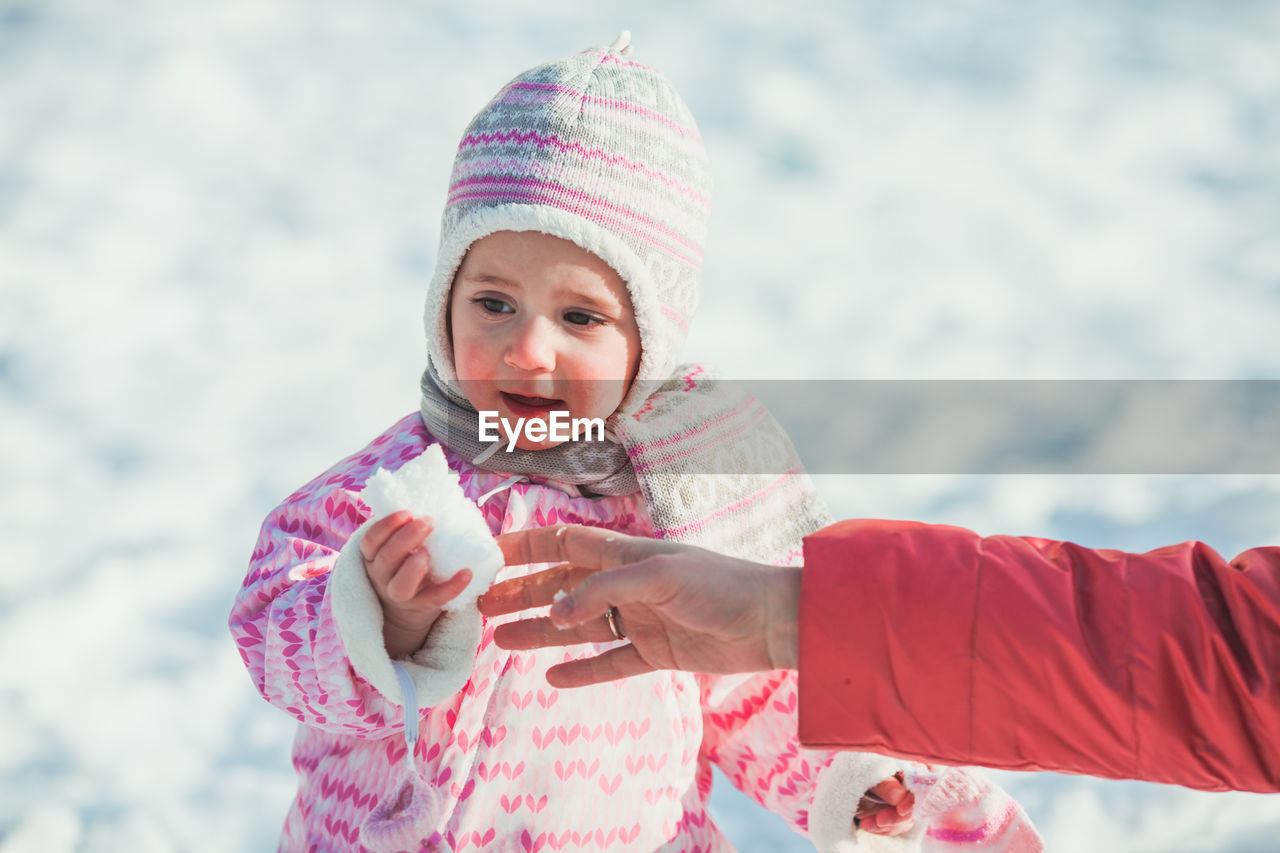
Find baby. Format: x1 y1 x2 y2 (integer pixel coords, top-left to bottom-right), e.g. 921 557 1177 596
231 32 1029 851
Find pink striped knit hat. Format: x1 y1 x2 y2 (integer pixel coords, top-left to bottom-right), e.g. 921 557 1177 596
424 31 712 414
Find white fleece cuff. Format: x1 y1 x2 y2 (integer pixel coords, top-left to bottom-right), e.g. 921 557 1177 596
330 520 481 708
809 752 925 852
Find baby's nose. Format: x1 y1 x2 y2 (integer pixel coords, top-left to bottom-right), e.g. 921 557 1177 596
505 318 557 372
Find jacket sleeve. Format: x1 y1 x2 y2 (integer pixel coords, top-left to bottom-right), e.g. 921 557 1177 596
798 519 1280 793
700 670 917 852
228 421 479 738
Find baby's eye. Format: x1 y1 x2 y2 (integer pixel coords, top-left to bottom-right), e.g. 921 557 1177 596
474 297 513 315
564 310 604 327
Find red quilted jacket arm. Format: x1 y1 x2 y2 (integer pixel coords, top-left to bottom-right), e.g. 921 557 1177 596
797 518 1280 792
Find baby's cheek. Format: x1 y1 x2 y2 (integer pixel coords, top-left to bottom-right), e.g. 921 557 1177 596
571 335 636 382
570 361 620 383
570 363 631 413
452 339 491 382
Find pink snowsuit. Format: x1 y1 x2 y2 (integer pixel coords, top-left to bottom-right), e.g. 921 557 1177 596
232 414 1045 852
232 414 860 852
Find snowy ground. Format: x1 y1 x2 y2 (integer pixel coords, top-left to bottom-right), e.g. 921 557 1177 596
2 1 1279 850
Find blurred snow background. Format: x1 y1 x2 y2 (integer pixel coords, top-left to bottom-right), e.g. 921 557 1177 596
2 1 1279 850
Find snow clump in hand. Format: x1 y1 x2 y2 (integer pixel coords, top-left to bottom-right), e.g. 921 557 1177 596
360 445 503 611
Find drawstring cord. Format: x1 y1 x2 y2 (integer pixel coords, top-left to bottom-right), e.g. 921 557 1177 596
392 662 420 774
475 474 527 507
471 441 504 467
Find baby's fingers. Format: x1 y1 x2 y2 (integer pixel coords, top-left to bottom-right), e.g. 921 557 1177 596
366 517 434 587
384 547 433 602
360 511 413 562
856 803 913 836
417 568 473 609
867 777 910 809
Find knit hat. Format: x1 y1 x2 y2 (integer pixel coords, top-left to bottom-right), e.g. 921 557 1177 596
424 31 712 413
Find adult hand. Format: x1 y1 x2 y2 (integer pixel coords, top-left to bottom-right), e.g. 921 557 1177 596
477 525 801 687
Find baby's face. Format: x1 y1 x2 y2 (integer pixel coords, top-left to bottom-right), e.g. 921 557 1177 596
449 230 641 451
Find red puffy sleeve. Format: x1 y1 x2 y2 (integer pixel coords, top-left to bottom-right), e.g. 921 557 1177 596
797 519 1280 793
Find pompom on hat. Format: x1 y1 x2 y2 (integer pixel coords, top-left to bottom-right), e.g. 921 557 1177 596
424 31 713 413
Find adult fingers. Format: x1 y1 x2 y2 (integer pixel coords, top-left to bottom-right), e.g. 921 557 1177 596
497 525 673 572
359 511 412 562
494 525 566 567
544 644 655 688
492 615 617 650
547 559 675 628
497 525 603 568
477 563 592 616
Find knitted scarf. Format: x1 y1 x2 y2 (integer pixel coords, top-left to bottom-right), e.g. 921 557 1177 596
420 363 832 562
418 368 639 497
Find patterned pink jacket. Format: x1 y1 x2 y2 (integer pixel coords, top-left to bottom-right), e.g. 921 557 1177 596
230 414 911 852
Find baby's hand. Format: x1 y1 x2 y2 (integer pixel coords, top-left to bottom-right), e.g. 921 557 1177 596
854 774 915 837
360 510 473 659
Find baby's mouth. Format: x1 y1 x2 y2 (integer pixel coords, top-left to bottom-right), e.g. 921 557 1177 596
500 392 566 417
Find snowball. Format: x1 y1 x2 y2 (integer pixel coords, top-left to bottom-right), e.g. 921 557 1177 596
360 445 503 611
